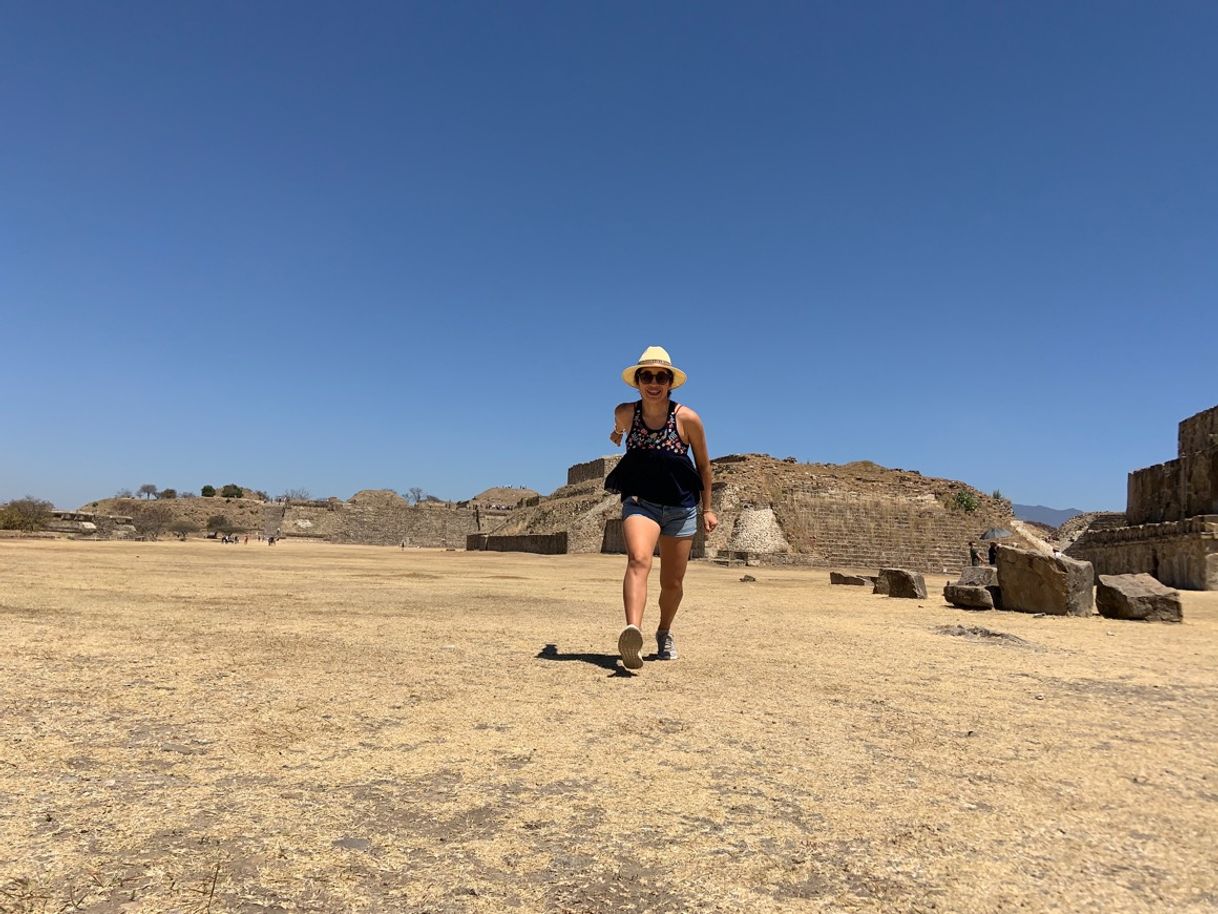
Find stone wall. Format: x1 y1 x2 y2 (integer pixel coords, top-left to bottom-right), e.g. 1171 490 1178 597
763 493 1012 572
567 455 622 486
1127 460 1183 525
48 510 135 539
282 502 477 548
1179 404 1218 457
1067 515 1218 590
468 532 568 554
1127 404 1218 524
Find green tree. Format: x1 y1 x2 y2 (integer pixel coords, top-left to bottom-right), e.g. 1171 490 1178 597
220 484 244 498
0 497 54 531
201 485 216 497
158 488 178 499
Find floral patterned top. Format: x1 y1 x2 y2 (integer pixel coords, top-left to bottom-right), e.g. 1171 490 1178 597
605 400 702 507
626 400 690 457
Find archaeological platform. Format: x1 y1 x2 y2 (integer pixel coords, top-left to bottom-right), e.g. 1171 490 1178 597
1067 404 1218 590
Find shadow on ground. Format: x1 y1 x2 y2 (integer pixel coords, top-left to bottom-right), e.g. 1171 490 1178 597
536 644 632 675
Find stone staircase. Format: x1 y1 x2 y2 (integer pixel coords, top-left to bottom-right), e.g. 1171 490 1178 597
262 504 287 538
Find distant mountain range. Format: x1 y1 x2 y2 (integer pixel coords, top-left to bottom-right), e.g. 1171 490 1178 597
1012 504 1087 527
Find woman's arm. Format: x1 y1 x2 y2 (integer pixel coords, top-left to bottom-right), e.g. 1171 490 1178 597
609 402 633 446
679 407 718 533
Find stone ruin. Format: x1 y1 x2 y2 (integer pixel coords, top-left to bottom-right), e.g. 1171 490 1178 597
48 510 136 539
1067 403 1218 590
483 453 1018 572
276 490 478 548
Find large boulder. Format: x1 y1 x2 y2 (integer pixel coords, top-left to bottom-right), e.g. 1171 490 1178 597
958 566 998 587
1096 574 1183 622
995 545 1094 616
879 568 927 599
830 572 869 586
943 583 994 610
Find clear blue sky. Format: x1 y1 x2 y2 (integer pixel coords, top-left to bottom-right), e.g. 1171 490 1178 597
2 2 1214 511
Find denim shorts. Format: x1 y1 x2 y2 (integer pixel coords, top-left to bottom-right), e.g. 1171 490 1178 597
622 497 699 538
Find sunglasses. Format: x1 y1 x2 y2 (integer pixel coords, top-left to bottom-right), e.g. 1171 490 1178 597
637 370 672 384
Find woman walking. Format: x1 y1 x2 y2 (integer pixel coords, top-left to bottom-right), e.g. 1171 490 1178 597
605 346 718 670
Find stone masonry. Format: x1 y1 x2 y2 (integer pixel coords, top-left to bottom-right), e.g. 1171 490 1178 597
498 453 1017 572
1068 404 1218 590
1127 404 1218 524
567 456 622 487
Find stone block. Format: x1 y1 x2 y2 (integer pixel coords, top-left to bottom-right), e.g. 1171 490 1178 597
996 545 1094 616
943 583 994 610
958 566 998 587
830 572 868 585
879 568 927 599
1096 574 1183 622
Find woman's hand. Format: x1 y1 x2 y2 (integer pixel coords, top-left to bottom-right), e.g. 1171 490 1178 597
703 510 719 534
609 428 624 446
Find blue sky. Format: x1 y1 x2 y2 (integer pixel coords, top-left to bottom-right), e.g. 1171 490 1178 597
2 2 1213 511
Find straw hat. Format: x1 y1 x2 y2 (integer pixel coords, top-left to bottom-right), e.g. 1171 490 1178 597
621 345 687 389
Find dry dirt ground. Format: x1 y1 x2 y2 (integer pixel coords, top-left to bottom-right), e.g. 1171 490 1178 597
2 540 1217 914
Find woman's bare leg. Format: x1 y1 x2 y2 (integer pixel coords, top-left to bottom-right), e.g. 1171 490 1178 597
658 535 693 631
622 515 661 627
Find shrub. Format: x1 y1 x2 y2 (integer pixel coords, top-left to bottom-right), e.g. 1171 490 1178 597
220 484 244 498
953 491 980 513
168 519 199 541
206 514 234 533
133 504 174 539
201 485 216 497
158 488 178 499
0 497 54 531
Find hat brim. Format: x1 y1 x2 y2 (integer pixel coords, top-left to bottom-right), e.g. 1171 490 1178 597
621 361 687 389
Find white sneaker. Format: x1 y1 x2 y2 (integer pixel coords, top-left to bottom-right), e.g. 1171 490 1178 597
617 625 644 670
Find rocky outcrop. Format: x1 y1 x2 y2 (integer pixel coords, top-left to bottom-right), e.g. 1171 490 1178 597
1096 574 1183 622
996 545 1094 616
879 568 927 599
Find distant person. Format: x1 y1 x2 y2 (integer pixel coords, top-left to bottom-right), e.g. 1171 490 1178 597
968 541 982 566
988 541 999 565
604 346 717 670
